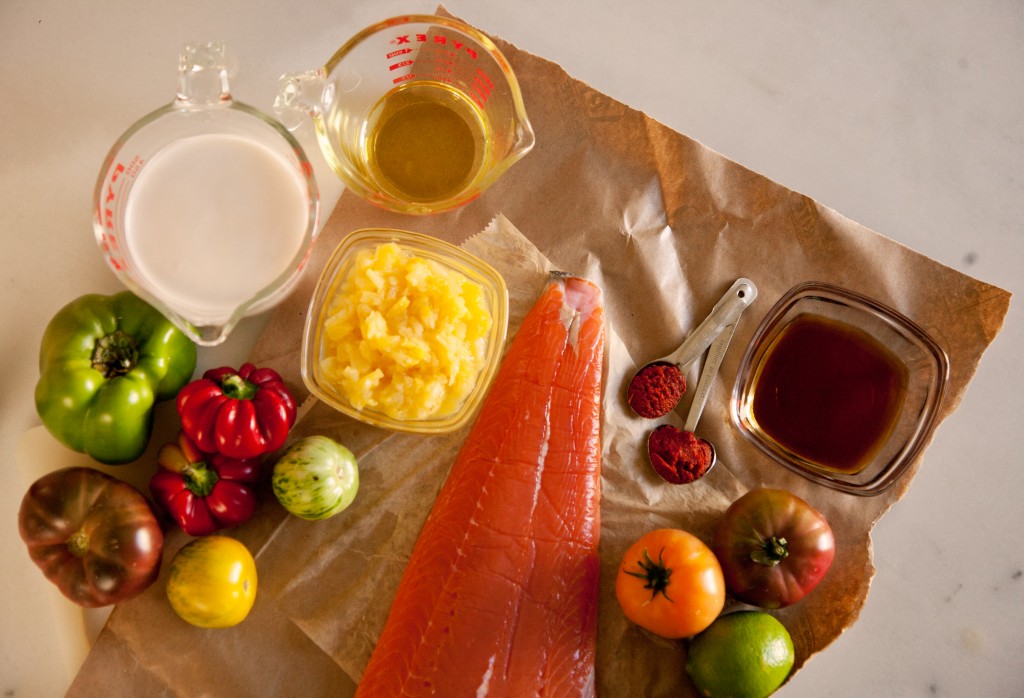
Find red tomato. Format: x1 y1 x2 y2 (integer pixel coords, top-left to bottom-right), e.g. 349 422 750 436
713 488 835 609
615 528 725 639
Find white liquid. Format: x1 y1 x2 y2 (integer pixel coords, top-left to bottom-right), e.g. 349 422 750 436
124 133 310 322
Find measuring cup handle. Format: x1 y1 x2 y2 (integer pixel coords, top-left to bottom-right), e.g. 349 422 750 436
274 69 327 131
175 41 237 108
668 278 758 369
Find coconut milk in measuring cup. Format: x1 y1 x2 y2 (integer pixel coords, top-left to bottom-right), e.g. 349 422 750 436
275 15 534 215
94 42 320 346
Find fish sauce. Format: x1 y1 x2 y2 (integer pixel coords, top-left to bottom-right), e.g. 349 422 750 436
750 314 908 474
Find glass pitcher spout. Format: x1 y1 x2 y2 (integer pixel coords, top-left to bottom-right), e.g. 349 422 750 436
177 317 237 347
514 116 536 157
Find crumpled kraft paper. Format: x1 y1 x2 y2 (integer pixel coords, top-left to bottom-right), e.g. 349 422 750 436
68 11 1010 698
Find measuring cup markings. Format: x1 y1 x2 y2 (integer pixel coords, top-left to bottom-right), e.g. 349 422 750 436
470 71 495 107
98 158 138 272
390 31 480 59
99 163 124 225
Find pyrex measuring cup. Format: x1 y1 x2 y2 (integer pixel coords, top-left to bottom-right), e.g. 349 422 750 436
94 42 320 346
275 15 535 215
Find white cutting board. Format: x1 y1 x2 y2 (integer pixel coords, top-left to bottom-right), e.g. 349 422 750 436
12 424 177 691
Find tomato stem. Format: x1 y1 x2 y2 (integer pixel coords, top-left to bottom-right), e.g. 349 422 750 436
623 546 674 602
751 535 789 567
67 530 89 557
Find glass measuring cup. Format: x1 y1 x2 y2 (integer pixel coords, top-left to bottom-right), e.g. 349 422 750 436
94 42 321 346
275 15 535 215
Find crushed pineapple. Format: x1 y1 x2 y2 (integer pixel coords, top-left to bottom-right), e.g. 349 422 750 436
320 242 493 421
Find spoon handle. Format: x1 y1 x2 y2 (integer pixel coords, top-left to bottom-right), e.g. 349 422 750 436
684 322 736 432
666 278 757 370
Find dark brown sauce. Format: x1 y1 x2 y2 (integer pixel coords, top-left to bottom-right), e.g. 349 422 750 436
750 314 908 475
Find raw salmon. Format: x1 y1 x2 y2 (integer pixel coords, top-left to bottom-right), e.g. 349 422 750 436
357 274 605 697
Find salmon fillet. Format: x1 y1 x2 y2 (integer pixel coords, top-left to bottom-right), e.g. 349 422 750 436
356 274 605 697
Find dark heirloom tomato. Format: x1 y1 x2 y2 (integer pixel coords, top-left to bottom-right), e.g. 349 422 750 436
713 488 835 609
18 467 164 607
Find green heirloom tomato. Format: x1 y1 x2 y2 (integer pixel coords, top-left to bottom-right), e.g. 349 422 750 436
35 292 197 464
272 436 359 520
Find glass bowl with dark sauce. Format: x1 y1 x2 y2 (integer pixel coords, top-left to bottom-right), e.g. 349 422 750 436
732 282 948 495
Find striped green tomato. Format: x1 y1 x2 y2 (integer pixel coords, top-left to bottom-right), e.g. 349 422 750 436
271 436 359 520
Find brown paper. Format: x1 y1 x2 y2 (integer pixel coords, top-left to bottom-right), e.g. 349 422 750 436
69 13 1010 698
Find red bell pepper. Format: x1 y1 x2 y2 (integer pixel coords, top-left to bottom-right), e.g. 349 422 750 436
150 431 260 536
177 362 297 459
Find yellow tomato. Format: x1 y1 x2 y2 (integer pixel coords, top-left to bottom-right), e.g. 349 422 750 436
615 528 725 639
166 535 257 628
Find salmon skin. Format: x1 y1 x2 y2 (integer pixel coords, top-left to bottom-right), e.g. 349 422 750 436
357 274 605 697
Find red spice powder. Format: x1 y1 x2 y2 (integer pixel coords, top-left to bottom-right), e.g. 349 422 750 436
627 362 686 418
647 425 713 484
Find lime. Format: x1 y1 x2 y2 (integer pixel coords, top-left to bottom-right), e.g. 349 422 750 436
685 611 795 698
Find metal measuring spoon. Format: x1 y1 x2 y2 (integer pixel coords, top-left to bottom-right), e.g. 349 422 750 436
627 278 757 418
647 325 738 483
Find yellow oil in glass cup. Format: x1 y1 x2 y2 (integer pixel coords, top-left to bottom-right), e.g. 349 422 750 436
276 15 534 215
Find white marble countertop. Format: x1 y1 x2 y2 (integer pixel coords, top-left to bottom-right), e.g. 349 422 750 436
2 2 1021 696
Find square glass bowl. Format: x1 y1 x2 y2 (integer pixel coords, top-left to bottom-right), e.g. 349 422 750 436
301 228 509 434
731 282 948 495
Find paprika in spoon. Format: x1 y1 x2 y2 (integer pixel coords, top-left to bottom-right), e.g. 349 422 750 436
627 362 686 418
648 424 713 484
627 279 757 419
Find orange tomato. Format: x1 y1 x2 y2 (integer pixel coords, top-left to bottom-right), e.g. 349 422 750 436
615 528 725 639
